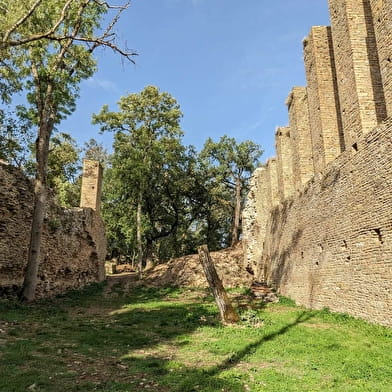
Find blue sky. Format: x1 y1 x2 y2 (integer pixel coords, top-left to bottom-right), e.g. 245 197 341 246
62 0 331 162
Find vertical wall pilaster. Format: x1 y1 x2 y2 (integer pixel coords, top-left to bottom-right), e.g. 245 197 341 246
276 127 295 201
266 158 280 207
286 88 314 191
328 0 387 148
369 0 392 118
80 160 103 211
304 26 344 172
242 167 271 278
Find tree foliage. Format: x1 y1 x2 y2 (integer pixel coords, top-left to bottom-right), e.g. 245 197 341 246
0 107 34 167
200 136 263 246
0 0 135 301
93 86 192 268
93 87 263 264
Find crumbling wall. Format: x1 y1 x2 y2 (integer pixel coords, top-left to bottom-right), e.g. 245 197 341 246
242 167 270 277
0 163 106 299
262 120 392 327
243 0 391 326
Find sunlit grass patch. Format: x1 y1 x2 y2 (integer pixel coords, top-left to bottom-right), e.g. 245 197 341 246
0 284 391 392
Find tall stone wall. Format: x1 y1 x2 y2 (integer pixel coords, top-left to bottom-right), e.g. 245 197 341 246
243 0 391 326
304 26 344 172
266 158 280 208
0 163 106 299
275 127 295 201
328 0 386 148
286 87 314 189
242 167 270 278
369 0 392 117
262 120 392 327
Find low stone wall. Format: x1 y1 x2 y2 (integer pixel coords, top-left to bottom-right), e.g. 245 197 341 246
0 163 106 299
262 119 392 327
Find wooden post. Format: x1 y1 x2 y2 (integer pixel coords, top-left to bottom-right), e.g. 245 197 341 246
197 245 239 324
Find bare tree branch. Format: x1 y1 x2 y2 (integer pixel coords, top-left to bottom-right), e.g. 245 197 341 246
0 0 136 64
92 0 128 9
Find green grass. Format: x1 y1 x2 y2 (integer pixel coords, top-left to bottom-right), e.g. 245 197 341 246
0 283 391 392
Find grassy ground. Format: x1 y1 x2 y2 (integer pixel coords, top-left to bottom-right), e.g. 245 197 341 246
0 282 391 392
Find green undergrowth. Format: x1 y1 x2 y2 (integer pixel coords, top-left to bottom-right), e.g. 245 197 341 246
0 283 391 392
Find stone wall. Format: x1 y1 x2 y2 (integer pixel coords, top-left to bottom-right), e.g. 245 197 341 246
243 0 392 327
0 163 106 299
263 119 392 327
303 26 344 172
286 87 314 191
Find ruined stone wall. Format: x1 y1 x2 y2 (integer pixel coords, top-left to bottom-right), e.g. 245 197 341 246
286 88 314 189
0 163 106 299
242 167 270 277
304 26 344 172
80 159 103 211
243 0 391 326
369 0 392 118
266 158 279 208
328 0 386 148
262 120 392 327
275 127 295 201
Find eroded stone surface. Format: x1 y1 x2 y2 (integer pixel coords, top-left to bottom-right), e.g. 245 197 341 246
0 163 106 299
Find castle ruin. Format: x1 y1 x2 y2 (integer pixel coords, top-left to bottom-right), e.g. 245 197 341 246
243 0 392 327
0 160 106 299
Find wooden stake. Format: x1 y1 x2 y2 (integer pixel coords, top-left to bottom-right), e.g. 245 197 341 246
197 245 239 324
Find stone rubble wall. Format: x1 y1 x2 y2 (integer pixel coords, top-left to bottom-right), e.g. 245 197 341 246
243 0 392 326
0 163 106 299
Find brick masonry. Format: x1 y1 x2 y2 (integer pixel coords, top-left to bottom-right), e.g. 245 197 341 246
369 0 392 118
304 26 344 172
328 0 386 147
262 119 392 327
243 0 392 326
80 159 103 211
286 87 314 190
275 127 295 201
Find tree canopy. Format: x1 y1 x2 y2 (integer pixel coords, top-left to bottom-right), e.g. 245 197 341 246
0 0 135 301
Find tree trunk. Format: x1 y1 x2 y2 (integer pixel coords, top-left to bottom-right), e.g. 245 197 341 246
231 177 242 247
136 191 143 278
197 245 239 324
20 123 51 302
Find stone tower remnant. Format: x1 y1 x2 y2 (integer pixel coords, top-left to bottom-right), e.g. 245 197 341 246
80 159 103 211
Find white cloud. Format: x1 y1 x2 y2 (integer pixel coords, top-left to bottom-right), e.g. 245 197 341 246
85 77 120 93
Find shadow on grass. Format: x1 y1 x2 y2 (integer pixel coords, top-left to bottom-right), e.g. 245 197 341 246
120 311 314 392
0 285 313 392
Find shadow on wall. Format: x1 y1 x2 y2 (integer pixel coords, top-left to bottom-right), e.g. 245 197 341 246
269 229 303 290
264 199 303 290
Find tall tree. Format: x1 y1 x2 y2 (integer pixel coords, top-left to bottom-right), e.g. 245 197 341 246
0 0 135 301
93 85 186 272
200 136 262 246
0 107 34 167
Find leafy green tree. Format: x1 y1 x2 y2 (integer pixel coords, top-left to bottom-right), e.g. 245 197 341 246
83 138 109 167
0 0 135 301
200 136 262 247
93 85 187 272
0 107 34 167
